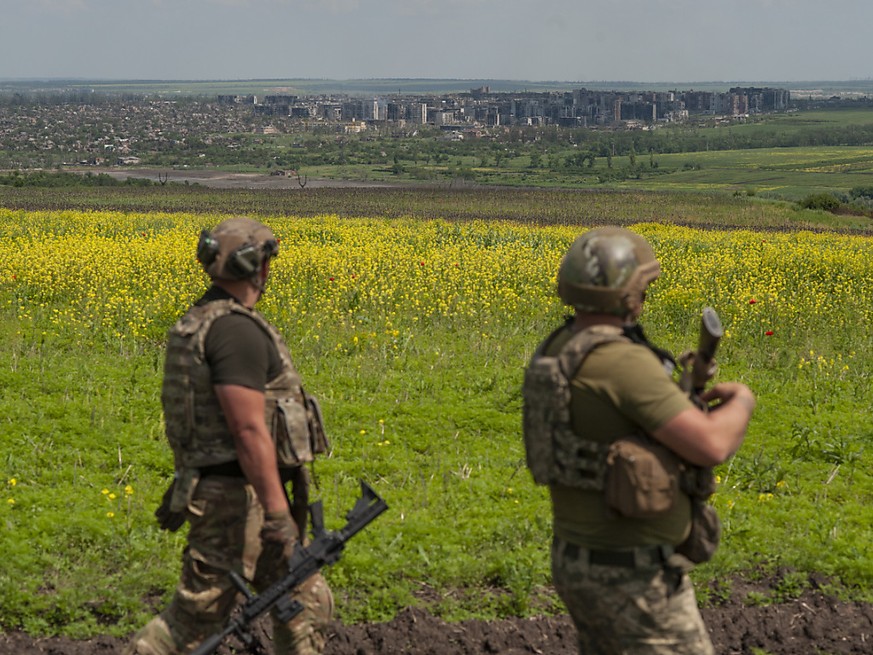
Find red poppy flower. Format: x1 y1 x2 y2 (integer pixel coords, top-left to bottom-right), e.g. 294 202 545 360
749 298 758 305
329 277 335 282
765 330 774 336
420 261 425 267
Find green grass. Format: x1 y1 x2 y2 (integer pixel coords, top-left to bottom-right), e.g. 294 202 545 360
3 297 872 636
616 146 873 200
282 142 873 203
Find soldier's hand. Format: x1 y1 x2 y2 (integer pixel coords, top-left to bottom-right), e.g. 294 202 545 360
261 508 299 561
701 382 756 414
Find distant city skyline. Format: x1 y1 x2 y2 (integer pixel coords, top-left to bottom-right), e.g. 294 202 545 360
2 0 872 83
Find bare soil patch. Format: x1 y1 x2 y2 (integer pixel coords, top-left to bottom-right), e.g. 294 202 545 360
98 168 397 190
2 576 871 655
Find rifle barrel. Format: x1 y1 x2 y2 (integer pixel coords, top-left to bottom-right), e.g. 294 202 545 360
190 628 235 655
691 307 723 393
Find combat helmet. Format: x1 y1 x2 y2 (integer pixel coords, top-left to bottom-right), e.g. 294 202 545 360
196 217 279 281
557 226 660 318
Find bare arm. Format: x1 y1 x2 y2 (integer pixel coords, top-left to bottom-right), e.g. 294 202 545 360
651 382 756 467
214 384 288 514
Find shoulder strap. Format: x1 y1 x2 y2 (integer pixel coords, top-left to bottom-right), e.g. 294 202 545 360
531 316 573 357
171 298 241 336
557 324 628 380
622 323 677 374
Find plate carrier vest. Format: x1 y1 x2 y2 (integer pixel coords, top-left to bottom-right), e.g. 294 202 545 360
162 299 328 470
522 324 629 488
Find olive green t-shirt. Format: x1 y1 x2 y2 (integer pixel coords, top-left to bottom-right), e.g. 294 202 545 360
547 326 695 549
197 286 282 392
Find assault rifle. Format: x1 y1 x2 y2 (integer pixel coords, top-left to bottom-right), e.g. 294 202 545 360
674 308 725 564
678 307 724 409
191 481 388 655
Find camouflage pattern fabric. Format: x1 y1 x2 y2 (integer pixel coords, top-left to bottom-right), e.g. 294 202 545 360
162 299 312 470
522 323 626 488
551 537 713 655
123 476 333 655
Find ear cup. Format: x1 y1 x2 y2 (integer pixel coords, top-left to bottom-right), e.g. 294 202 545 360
196 230 220 267
223 243 262 279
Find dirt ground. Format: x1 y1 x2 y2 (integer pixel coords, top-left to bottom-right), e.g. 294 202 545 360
97 168 397 190
2 575 872 655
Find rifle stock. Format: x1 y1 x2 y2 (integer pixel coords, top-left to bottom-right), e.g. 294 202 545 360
190 480 388 655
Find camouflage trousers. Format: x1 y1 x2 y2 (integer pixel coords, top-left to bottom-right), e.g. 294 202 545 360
551 536 714 655
123 476 333 655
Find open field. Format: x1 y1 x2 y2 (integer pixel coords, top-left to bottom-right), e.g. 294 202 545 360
297 143 873 201
2 81 873 652
0 197 872 655
618 145 873 199
2 180 872 233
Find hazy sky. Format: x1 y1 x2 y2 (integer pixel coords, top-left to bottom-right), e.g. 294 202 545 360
2 0 871 83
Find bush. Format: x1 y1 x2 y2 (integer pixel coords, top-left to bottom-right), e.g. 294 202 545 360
0 170 156 188
798 193 843 211
849 186 873 200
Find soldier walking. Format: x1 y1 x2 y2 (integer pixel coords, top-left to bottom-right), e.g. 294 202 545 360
125 217 332 655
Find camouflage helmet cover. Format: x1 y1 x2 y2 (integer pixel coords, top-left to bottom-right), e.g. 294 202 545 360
557 227 660 317
197 217 279 281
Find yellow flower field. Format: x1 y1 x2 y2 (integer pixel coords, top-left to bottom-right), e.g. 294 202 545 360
1 209 871 353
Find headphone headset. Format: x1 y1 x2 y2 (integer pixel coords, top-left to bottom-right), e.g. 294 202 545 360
197 228 279 280
196 229 220 268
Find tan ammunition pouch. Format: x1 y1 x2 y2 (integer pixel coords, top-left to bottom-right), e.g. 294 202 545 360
605 440 721 563
271 390 331 466
604 433 683 518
